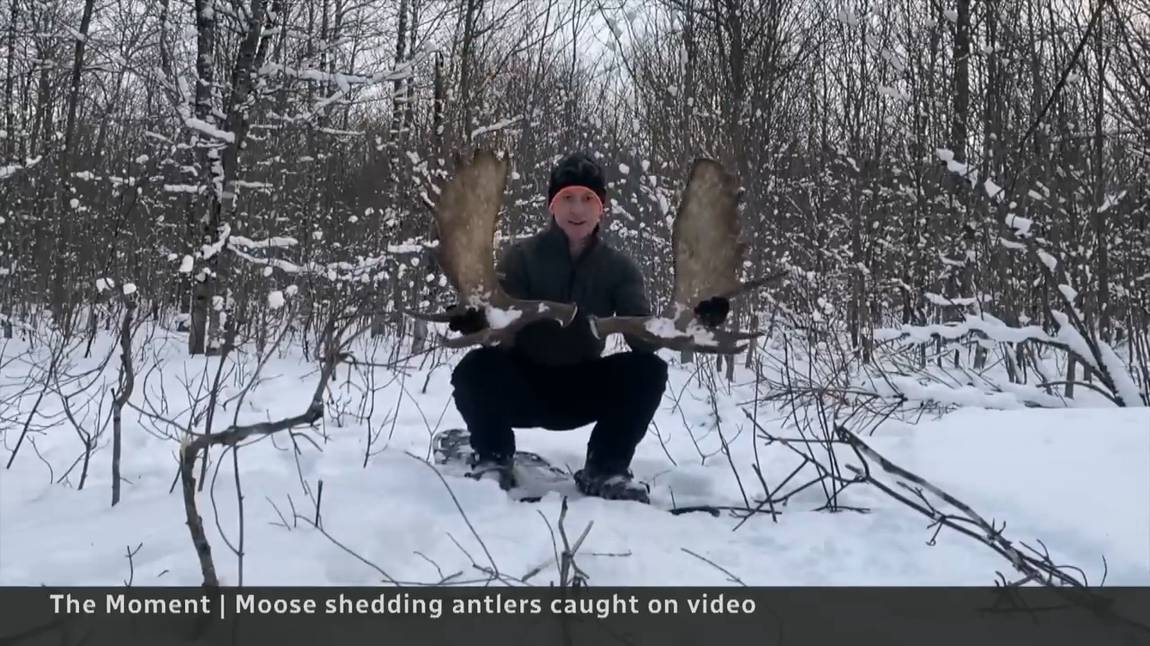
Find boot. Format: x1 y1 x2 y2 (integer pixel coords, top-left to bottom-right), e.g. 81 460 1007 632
467 452 516 491
574 465 649 503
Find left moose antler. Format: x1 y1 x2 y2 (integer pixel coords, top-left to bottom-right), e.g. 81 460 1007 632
407 149 578 347
588 158 778 355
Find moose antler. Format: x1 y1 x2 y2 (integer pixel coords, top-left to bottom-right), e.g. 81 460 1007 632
588 158 779 354
407 149 577 347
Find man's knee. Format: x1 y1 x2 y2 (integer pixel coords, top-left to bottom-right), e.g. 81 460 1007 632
616 351 668 395
633 351 667 378
451 346 505 389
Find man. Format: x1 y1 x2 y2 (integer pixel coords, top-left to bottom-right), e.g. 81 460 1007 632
447 152 728 503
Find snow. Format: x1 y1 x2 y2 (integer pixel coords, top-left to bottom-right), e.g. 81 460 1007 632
924 292 981 307
234 180 274 190
1005 213 1033 235
0 156 42 180
485 306 522 329
1049 311 1101 371
863 373 1064 409
230 247 302 274
1058 284 1078 304
199 223 232 261
122 283 137 296
0 331 1146 587
644 317 680 338
184 117 235 143
999 237 1026 250
875 313 1144 406
1098 191 1126 213
1097 340 1148 407
178 255 194 273
268 290 286 310
876 313 1050 346
260 63 373 88
983 178 1003 201
230 235 298 250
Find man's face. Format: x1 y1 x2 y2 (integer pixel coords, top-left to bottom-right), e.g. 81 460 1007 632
550 186 603 241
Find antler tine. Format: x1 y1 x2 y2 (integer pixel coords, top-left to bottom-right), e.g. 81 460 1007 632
589 316 763 355
406 148 578 348
587 157 771 355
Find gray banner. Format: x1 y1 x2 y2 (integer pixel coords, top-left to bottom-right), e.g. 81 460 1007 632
1 587 1148 646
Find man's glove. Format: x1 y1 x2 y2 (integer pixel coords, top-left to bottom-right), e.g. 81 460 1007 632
447 305 488 334
693 296 730 328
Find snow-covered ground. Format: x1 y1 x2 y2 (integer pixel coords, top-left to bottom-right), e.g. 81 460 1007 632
1 325 1147 586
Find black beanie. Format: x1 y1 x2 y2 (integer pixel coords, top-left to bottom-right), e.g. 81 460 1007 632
547 152 607 204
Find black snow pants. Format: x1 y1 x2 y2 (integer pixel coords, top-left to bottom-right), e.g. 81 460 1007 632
450 346 669 474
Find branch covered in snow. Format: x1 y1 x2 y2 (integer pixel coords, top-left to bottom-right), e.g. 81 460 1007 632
858 372 1068 410
0 156 43 180
184 117 235 143
834 422 1149 626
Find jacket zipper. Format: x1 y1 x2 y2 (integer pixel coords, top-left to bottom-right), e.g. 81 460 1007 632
568 244 594 302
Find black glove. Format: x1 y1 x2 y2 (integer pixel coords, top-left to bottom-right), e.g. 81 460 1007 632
694 296 730 328
447 305 488 334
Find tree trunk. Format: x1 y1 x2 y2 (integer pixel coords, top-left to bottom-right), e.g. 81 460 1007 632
3 0 18 160
458 0 482 144
62 0 96 157
949 0 970 163
1091 0 1110 341
189 0 219 356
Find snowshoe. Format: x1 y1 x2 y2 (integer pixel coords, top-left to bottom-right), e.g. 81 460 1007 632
432 428 576 502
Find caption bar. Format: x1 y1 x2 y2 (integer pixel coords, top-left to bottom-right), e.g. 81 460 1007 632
49 591 758 620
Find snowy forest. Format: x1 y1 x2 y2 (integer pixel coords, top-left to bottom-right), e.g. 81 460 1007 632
1 0 1148 591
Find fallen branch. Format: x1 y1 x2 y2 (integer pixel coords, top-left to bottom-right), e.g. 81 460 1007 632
834 422 1150 634
178 312 362 587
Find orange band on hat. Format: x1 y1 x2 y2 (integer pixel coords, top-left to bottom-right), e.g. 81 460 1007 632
549 185 603 215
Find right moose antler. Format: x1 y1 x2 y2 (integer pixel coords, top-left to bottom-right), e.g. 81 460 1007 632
407 149 578 348
589 158 780 354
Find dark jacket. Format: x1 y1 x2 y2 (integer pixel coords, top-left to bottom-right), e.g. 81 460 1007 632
495 221 655 366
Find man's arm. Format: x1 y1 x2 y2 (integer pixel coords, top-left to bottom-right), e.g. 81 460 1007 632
495 241 529 298
613 256 658 353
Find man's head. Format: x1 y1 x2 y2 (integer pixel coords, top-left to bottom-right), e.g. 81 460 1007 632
547 152 606 242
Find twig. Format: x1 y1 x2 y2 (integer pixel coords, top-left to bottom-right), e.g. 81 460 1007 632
557 497 592 587
680 547 746 585
409 452 501 579
123 543 143 587
314 479 324 529
292 513 399 584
